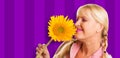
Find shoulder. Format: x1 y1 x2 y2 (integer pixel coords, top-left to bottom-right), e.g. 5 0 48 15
55 40 74 54
53 40 75 58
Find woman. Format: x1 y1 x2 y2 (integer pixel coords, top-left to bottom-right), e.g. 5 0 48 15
36 4 112 58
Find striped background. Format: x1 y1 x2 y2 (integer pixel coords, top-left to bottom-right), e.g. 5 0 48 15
0 0 120 58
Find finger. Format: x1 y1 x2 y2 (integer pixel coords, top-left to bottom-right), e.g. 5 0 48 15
36 51 39 55
42 44 46 48
37 44 48 54
36 47 41 52
36 49 44 57
36 51 42 58
36 47 39 51
36 46 43 54
36 54 41 58
38 44 45 50
42 46 49 54
38 43 42 48
38 48 44 54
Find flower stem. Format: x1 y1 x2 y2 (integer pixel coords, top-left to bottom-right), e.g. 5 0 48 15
46 39 53 47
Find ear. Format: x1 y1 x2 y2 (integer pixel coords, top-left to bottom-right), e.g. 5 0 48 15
96 23 104 32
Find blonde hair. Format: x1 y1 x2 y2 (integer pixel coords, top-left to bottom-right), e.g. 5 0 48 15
77 4 109 58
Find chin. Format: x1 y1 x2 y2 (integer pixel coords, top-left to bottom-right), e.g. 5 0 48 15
74 34 84 40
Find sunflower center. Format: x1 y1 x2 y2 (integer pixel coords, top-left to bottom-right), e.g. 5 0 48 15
58 27 64 33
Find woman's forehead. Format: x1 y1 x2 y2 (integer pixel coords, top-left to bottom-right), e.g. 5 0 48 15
77 9 91 18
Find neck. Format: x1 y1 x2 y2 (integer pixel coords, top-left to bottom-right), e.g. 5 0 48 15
78 35 102 57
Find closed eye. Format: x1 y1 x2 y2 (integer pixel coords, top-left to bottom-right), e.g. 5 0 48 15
82 17 87 22
76 16 87 22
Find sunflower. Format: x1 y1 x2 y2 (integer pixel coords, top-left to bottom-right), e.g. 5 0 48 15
48 15 76 42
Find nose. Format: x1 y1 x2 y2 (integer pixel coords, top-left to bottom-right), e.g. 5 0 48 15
75 20 81 27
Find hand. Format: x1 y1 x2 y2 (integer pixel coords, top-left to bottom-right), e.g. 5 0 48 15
36 44 50 58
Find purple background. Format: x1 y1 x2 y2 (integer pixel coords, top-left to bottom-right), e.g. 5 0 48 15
0 0 119 58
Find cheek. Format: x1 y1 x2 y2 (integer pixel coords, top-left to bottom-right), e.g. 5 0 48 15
83 24 97 35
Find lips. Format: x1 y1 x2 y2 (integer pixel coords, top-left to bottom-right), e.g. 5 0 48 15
76 28 82 32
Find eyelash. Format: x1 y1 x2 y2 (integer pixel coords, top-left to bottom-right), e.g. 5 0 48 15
82 18 87 22
76 17 87 22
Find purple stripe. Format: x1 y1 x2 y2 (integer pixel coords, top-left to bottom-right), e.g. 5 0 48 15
74 0 86 11
115 0 120 57
85 0 95 3
34 0 45 46
54 0 65 15
14 0 24 58
94 0 106 8
44 0 57 57
74 0 86 22
65 0 76 21
47 0 66 57
0 0 4 58
105 0 115 57
24 0 35 58
4 0 15 58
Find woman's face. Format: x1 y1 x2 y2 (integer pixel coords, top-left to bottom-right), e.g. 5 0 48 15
75 9 101 40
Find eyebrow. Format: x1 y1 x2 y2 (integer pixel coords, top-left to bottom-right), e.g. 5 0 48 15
77 15 82 18
76 16 80 20
77 12 85 18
